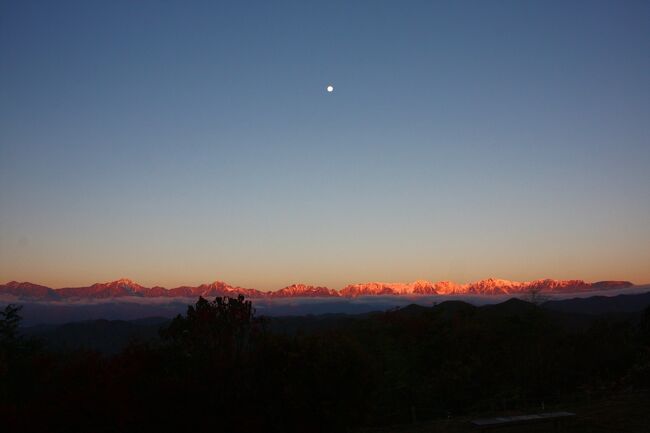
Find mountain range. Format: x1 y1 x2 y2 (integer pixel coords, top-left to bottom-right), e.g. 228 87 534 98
0 278 635 300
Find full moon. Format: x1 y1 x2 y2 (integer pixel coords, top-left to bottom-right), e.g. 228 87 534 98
326 85 334 93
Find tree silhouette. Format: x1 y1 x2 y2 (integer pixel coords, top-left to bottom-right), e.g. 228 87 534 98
0 304 23 346
2 297 650 432
522 288 549 306
161 295 256 363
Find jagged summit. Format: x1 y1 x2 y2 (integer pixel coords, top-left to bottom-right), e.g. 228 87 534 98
270 284 340 298
113 278 139 286
0 278 635 300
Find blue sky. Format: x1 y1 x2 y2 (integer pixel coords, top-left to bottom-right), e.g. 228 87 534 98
1 0 649 289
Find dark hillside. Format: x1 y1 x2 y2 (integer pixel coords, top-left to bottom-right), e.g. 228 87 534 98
544 291 650 315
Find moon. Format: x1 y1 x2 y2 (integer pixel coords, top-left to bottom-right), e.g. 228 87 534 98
326 84 334 93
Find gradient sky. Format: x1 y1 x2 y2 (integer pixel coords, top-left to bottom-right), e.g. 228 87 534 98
1 0 649 290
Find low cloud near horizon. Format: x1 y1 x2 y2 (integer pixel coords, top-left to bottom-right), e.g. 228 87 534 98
2 286 649 327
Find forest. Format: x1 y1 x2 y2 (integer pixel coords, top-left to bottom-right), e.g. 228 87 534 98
1 295 650 432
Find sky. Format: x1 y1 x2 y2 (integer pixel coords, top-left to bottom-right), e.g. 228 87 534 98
1 0 649 290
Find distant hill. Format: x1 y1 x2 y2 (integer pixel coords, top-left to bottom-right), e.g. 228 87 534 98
21 291 650 354
23 317 169 354
543 291 650 314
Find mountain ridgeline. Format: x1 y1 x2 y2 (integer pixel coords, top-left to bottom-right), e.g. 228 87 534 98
0 278 635 300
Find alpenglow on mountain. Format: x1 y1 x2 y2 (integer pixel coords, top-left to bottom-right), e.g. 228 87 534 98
0 278 635 300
